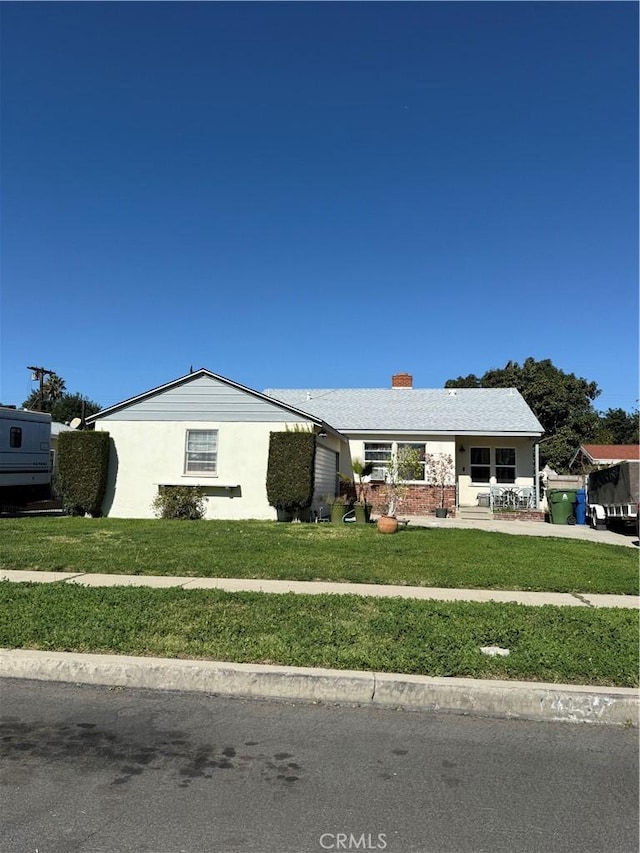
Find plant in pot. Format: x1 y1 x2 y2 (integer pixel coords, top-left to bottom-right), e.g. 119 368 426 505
376 445 423 533
325 493 352 524
351 458 374 523
424 452 455 518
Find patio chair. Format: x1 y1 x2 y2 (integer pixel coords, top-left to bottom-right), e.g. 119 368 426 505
517 488 533 510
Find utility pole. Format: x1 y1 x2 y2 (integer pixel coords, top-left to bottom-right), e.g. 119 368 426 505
27 366 56 411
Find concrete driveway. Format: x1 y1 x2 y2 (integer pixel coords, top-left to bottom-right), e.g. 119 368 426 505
408 515 639 548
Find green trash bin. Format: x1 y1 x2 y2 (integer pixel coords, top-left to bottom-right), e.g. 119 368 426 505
547 489 578 524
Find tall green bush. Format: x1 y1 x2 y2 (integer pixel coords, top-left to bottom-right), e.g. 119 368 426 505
57 430 110 517
266 431 316 516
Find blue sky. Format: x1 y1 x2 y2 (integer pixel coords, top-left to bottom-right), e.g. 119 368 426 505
1 1 637 414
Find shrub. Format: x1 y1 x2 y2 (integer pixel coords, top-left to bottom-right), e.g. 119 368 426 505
57 430 110 517
152 486 207 520
266 431 315 516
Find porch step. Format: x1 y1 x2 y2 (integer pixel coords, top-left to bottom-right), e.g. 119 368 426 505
457 506 494 521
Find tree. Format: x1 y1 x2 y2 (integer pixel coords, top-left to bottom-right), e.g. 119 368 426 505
50 393 101 424
351 459 374 504
23 373 66 412
23 375 100 423
44 373 66 402
424 452 455 509
378 445 423 517
594 408 639 445
445 358 602 471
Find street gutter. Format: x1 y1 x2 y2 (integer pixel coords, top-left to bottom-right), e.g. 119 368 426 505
1 649 637 726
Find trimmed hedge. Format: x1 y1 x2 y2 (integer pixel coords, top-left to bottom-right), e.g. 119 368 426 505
266 431 315 514
151 485 206 520
57 430 110 517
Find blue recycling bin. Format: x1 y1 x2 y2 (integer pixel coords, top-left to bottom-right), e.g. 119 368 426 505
575 488 586 525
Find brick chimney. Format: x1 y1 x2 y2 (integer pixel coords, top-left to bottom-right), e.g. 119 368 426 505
391 372 413 389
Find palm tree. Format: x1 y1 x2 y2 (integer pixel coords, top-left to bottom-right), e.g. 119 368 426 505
23 372 67 411
43 373 66 402
351 459 374 504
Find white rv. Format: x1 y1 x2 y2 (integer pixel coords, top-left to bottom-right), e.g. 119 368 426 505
0 407 52 508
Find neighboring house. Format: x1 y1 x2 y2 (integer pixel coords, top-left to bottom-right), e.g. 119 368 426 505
86 370 346 520
86 369 544 520
569 444 640 471
267 372 544 514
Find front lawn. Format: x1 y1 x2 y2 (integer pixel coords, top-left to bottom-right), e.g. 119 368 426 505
1 582 636 687
1 518 637 595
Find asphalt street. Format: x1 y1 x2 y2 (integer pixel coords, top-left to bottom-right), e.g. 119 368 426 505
1 679 638 853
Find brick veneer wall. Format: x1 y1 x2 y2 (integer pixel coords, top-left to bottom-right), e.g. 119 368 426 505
493 511 546 523
362 483 456 516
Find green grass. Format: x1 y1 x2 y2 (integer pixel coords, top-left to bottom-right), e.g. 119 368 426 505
0 582 637 687
1 518 637 594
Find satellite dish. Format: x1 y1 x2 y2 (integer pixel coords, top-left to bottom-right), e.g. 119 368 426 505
69 418 82 429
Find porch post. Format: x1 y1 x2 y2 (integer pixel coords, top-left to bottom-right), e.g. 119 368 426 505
534 442 540 509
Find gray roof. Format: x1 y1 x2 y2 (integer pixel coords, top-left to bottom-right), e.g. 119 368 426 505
263 387 544 436
51 421 73 436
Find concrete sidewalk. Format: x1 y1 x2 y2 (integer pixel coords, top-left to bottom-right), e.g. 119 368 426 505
407 514 640 548
1 569 637 609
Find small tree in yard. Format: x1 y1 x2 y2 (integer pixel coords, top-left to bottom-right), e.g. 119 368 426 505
379 446 423 517
425 452 455 509
351 458 374 504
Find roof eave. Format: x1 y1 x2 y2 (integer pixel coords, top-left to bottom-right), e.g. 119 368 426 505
336 429 544 438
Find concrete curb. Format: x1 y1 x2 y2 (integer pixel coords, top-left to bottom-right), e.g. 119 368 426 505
1 649 637 726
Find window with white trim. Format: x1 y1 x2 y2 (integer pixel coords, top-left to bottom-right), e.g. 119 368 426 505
364 442 392 480
470 447 490 483
470 447 517 484
496 448 516 483
364 442 427 481
184 429 218 475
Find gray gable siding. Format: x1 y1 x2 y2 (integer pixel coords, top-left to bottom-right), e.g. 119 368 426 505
98 375 310 423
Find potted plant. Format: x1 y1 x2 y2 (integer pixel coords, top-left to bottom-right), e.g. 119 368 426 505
325 493 352 524
351 458 374 523
425 452 454 518
376 445 422 533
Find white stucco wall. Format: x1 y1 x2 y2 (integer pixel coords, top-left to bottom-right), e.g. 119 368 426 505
456 436 535 506
96 420 332 520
